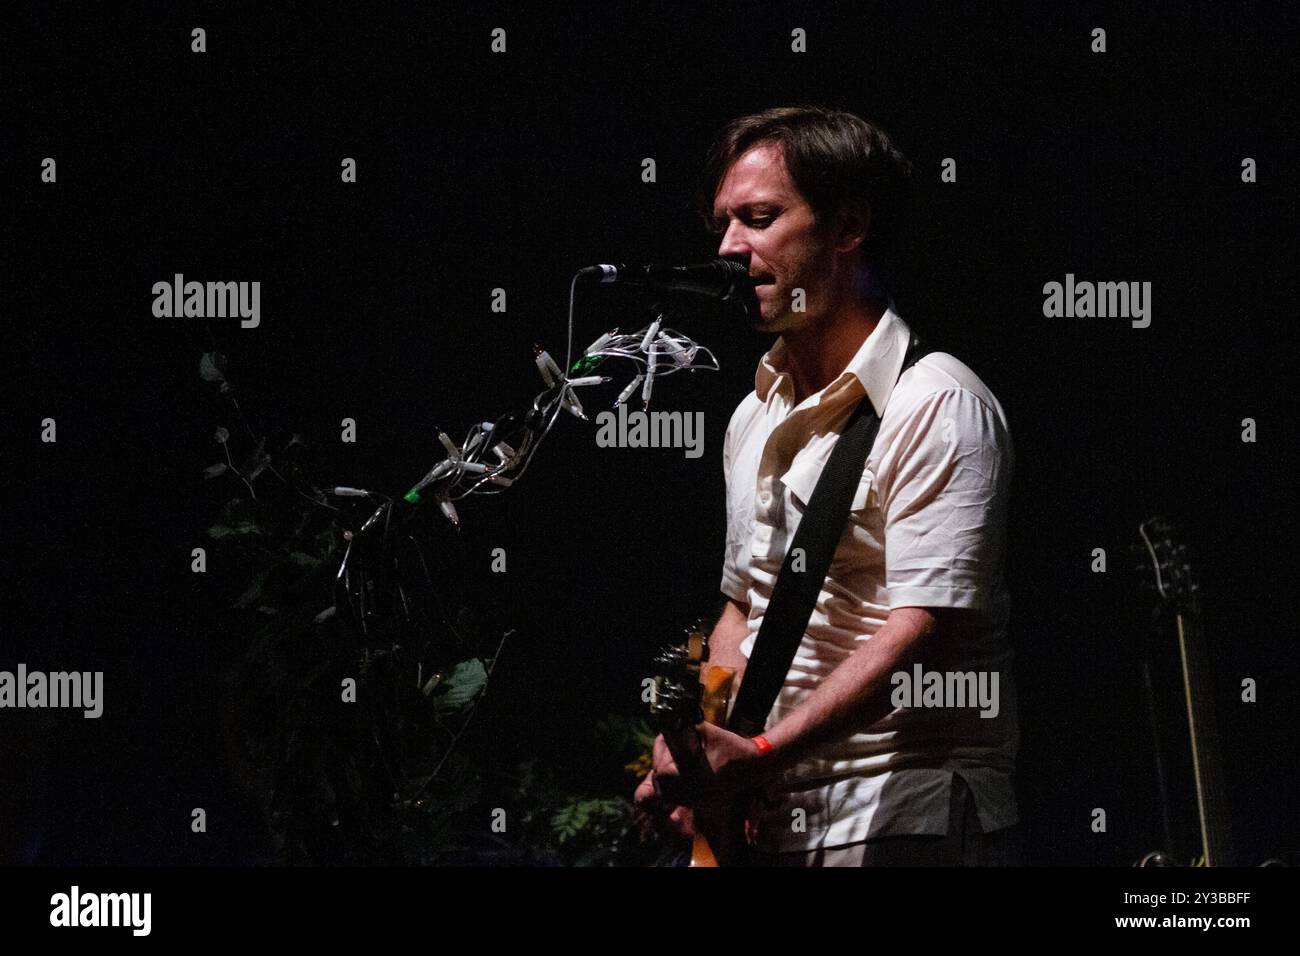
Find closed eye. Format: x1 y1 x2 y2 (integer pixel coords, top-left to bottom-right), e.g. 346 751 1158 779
709 214 775 234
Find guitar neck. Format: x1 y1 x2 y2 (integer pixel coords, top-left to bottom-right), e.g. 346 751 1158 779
1174 608 1233 866
662 662 737 776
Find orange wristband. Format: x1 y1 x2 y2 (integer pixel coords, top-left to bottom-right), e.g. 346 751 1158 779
751 734 774 755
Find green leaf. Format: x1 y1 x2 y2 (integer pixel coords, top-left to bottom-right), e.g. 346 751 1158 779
204 462 229 479
629 719 657 751
242 437 270 482
594 713 657 753
207 520 264 539
550 804 582 843
312 528 341 561
234 566 273 609
200 352 228 382
548 798 629 847
431 659 488 716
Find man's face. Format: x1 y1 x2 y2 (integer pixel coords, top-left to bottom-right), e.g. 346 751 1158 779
711 141 843 333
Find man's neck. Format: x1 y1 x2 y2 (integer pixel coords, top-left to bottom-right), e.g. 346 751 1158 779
781 297 887 405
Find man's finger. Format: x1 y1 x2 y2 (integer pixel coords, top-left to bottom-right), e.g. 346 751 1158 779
652 733 671 769
669 805 697 839
652 737 681 778
634 771 658 808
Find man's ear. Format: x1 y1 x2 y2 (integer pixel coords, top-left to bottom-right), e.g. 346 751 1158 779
833 200 871 255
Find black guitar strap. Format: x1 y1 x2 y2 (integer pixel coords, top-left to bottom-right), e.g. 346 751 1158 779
726 332 934 737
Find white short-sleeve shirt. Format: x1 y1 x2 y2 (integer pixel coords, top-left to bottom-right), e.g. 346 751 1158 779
721 307 1019 852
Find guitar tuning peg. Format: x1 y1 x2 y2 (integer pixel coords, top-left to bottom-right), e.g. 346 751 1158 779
652 645 686 668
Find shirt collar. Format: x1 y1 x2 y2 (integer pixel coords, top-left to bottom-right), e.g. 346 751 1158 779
755 306 912 417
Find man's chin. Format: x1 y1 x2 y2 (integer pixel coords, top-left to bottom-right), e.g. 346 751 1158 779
748 308 790 333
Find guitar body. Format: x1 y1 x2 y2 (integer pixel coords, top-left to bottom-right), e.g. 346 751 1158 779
650 627 749 866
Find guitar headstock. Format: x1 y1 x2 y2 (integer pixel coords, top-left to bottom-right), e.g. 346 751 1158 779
1137 516 1200 612
648 623 708 734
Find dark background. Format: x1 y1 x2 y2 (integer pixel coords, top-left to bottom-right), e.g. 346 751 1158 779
6 0 1296 865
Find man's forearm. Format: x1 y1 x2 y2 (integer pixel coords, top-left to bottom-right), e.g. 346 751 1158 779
759 606 938 773
707 595 751 671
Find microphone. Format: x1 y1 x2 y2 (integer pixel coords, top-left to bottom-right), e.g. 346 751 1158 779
578 257 755 301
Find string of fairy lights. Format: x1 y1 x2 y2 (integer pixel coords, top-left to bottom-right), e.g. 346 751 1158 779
322 270 727 650
330 276 720 536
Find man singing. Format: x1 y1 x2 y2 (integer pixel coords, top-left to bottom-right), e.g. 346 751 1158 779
635 105 1020 866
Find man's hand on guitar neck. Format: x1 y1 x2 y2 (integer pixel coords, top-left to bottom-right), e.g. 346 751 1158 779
636 595 762 838
640 722 785 808
634 725 774 840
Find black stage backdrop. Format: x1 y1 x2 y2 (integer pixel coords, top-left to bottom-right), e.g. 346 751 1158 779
5 1 1296 867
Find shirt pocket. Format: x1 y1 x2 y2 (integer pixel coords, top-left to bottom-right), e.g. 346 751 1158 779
784 465 878 513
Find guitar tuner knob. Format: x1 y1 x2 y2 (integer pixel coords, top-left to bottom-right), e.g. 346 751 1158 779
655 681 690 705
652 653 685 675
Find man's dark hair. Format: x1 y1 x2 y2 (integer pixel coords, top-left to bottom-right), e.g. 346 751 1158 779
695 105 914 296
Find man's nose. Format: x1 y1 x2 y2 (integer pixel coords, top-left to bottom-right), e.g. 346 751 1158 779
716 222 751 262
